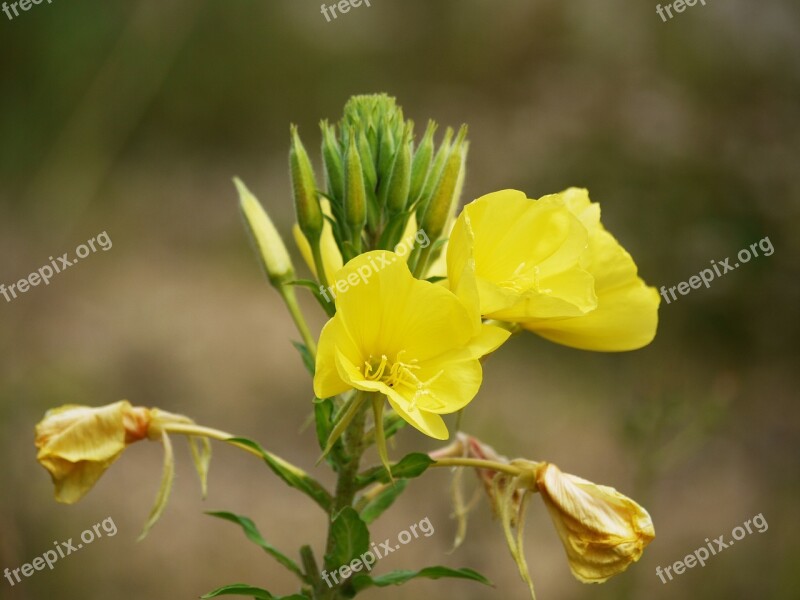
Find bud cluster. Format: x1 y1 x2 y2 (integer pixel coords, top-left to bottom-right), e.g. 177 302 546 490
292 93 468 274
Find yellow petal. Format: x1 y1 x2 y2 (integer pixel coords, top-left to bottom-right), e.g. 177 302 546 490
447 189 596 318
522 189 659 351
536 463 655 583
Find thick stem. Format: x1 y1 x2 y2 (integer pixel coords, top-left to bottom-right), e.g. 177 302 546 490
322 391 371 599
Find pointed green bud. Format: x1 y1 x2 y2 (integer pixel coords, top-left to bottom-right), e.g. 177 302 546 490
409 120 437 205
386 123 413 215
290 125 323 243
420 125 468 241
235 177 295 286
376 127 396 207
415 126 453 226
320 120 344 206
357 130 377 194
344 129 367 252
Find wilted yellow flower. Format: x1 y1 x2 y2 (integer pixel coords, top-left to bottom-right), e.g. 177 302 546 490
534 462 655 583
447 189 659 351
314 250 509 439
35 401 153 504
35 401 213 539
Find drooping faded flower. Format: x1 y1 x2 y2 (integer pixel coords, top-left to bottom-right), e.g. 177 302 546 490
534 462 655 583
447 189 659 351
313 251 509 440
35 401 154 504
35 401 211 539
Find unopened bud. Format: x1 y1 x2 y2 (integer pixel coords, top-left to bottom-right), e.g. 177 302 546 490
420 125 468 240
386 123 413 215
409 120 437 205
320 120 344 205
235 177 295 286
344 130 368 246
415 126 453 226
290 125 323 242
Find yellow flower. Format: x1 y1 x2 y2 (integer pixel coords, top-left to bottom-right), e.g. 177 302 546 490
535 462 655 583
519 188 659 351
313 250 509 439
35 401 154 504
447 188 659 351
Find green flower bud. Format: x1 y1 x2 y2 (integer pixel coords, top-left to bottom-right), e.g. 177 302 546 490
234 177 294 286
415 126 454 226
376 126 396 207
344 129 367 252
420 125 468 241
320 120 344 206
290 125 323 243
386 123 413 215
409 120 437 205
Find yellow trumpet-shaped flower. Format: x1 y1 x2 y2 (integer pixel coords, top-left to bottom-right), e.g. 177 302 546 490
534 462 655 583
35 401 154 504
314 250 510 440
447 189 659 351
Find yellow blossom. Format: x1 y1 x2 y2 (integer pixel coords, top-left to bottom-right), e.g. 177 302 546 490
313 250 509 439
535 462 655 583
447 189 659 351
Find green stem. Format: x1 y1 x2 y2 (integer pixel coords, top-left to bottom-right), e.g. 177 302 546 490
279 284 318 356
322 390 371 599
311 240 330 290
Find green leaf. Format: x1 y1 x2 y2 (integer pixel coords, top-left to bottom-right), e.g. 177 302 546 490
357 453 434 488
201 583 307 599
350 566 492 593
206 512 305 581
360 479 408 524
228 437 332 512
137 430 175 541
291 341 316 375
324 507 370 571
287 280 335 318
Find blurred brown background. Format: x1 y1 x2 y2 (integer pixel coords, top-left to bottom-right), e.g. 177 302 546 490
1 1 798 599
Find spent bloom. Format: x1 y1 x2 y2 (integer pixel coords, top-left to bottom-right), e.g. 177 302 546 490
314 251 509 440
533 462 655 583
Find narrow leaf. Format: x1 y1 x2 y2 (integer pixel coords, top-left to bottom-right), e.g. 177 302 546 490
207 512 305 581
201 583 307 599
360 479 408 524
357 453 434 488
228 437 332 512
350 566 492 593
291 341 316 376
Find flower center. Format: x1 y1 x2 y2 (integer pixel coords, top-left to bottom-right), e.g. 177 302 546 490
361 351 446 411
